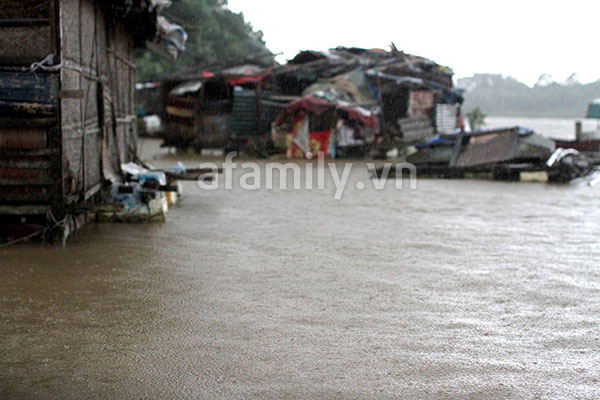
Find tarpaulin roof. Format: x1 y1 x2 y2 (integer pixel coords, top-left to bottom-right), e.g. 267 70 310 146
227 76 266 87
274 95 377 130
303 68 378 106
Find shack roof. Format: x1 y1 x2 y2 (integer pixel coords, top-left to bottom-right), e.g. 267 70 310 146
160 44 453 91
271 45 454 89
161 62 271 83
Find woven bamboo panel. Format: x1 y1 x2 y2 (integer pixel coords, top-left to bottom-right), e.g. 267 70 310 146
80 0 96 70
60 68 82 129
0 0 49 19
84 129 102 191
0 26 51 59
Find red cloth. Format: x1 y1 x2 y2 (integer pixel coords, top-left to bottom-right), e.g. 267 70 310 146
287 129 333 159
341 107 377 130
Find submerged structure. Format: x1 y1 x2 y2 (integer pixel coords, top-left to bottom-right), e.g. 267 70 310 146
374 126 599 184
0 0 184 243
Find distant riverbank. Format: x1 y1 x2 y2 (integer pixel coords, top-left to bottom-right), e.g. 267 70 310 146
485 116 600 140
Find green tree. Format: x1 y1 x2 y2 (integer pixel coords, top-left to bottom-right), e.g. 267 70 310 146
467 107 487 131
136 0 274 82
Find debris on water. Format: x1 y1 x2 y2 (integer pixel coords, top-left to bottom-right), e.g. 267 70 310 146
372 126 600 185
98 163 173 223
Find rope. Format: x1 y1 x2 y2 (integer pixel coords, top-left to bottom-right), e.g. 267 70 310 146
30 53 63 72
0 212 66 249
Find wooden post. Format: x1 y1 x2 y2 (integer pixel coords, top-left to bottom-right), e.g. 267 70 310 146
256 82 263 135
49 0 58 56
575 121 583 142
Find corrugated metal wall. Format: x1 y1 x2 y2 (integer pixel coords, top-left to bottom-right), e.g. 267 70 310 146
0 0 60 223
231 88 283 137
435 104 459 134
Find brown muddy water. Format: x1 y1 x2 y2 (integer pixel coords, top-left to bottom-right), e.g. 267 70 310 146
1 139 600 399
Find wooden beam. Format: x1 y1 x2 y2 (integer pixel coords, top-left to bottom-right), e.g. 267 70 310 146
0 19 50 27
0 205 49 215
0 179 56 186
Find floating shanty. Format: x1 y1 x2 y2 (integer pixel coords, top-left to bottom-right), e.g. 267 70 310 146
159 62 286 155
268 45 464 155
152 44 465 157
0 0 186 243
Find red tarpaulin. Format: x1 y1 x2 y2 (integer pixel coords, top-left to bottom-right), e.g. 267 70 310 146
274 96 376 130
227 76 266 87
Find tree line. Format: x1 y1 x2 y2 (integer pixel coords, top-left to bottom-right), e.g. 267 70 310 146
136 0 275 82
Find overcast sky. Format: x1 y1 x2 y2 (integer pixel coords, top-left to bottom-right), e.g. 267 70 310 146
226 0 599 86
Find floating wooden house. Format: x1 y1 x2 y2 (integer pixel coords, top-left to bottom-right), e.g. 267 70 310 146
159 63 286 154
0 0 162 243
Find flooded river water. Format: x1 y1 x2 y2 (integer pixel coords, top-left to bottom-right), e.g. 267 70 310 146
1 139 600 399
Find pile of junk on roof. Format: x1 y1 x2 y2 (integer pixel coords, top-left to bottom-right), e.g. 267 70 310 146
0 0 197 244
141 43 600 185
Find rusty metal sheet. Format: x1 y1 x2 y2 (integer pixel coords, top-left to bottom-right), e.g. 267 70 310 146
0 71 58 114
0 193 50 203
0 185 50 203
0 178 54 186
0 168 48 179
0 156 52 169
454 129 518 168
407 90 435 117
0 127 46 149
0 186 47 195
